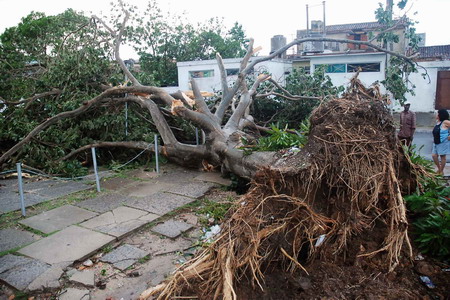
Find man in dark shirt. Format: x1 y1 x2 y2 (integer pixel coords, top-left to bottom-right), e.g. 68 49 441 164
398 102 416 147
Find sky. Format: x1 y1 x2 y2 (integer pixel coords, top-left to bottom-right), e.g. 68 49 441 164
0 0 449 58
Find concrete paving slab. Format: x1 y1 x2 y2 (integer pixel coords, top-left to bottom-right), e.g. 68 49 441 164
0 190 47 214
177 213 199 225
19 205 97 234
59 288 90 300
139 212 159 223
0 254 50 291
100 244 147 271
126 192 194 215
18 226 115 265
194 172 232 186
0 228 41 252
21 180 60 193
151 219 193 239
27 265 63 291
80 206 148 239
156 171 202 184
69 269 95 287
99 177 138 191
121 181 174 197
90 254 177 300
30 181 90 199
75 193 132 213
163 181 217 199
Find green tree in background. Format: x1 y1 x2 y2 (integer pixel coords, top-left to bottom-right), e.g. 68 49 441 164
130 1 247 86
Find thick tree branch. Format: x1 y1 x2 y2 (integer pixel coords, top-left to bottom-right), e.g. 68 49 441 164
214 39 255 123
216 53 230 97
60 141 154 161
1 89 61 107
224 74 270 133
125 95 178 145
173 106 222 134
190 78 221 125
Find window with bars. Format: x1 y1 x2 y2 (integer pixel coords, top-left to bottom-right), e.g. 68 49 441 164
226 68 239 76
347 63 380 72
189 70 214 78
315 64 346 73
315 62 380 73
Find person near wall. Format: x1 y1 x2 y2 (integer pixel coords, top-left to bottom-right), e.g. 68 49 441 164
398 102 416 147
432 109 450 175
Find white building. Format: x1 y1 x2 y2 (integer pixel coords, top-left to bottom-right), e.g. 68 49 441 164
309 52 387 92
176 58 292 93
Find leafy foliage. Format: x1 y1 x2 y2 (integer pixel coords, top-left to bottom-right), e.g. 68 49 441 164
252 67 343 128
129 0 248 86
242 120 310 155
374 0 422 104
257 123 308 151
0 9 157 175
405 176 450 260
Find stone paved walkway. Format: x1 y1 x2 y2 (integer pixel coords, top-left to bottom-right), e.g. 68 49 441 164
0 164 231 299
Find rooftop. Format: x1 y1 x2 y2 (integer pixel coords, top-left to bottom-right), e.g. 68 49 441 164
297 19 407 35
418 45 450 60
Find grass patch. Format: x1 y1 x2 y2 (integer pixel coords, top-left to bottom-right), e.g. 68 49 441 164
138 255 151 264
198 196 235 225
18 224 48 237
102 244 113 254
0 246 21 257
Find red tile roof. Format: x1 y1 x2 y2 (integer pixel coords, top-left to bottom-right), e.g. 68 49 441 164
418 45 450 60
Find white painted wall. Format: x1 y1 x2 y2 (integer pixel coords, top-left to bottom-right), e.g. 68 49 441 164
310 52 387 93
176 58 292 93
176 54 450 114
392 60 450 113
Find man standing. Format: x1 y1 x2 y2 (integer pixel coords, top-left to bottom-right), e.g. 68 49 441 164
398 102 416 147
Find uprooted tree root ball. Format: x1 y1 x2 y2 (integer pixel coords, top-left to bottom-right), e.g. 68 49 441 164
140 83 434 300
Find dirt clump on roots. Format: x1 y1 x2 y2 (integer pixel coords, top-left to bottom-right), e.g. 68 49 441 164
140 80 449 299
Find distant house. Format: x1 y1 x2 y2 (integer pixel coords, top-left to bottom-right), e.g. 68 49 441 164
176 58 292 93
401 45 450 119
296 20 408 55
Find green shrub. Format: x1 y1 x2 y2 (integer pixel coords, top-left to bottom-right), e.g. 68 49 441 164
405 179 450 260
242 120 310 155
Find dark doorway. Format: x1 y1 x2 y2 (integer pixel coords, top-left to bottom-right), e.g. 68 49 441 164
435 70 450 109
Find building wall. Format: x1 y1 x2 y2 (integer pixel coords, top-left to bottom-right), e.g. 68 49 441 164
310 52 387 92
176 58 292 92
393 60 450 114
